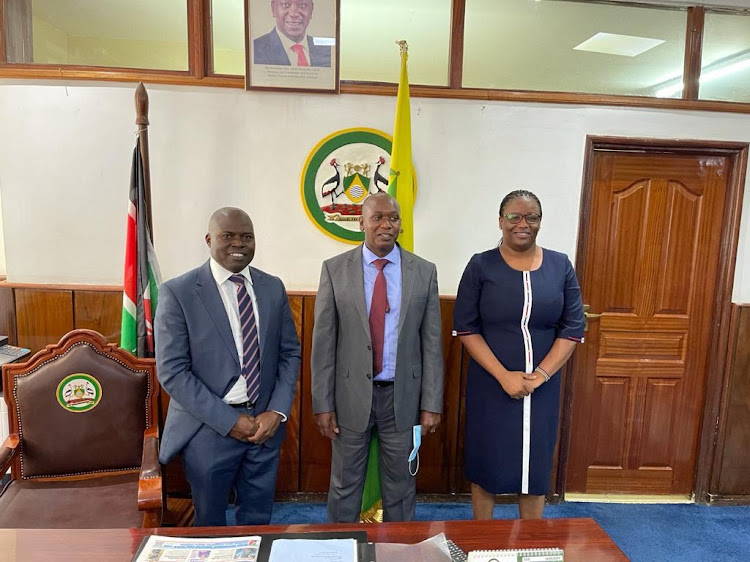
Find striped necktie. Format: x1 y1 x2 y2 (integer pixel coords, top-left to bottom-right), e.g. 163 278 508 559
229 274 260 403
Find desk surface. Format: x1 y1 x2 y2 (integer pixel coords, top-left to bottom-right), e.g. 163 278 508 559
0 518 628 561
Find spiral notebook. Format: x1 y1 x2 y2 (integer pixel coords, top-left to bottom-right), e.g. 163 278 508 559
467 547 563 562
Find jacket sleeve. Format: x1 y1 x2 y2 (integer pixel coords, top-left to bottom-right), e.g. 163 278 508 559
419 263 444 414
310 261 339 414
155 283 238 436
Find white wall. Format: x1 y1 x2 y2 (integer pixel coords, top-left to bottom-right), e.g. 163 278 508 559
0 80 748 301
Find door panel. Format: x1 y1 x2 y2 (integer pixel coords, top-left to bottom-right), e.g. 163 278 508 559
566 151 730 494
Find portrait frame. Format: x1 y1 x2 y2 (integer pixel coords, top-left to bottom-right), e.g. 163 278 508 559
244 0 340 93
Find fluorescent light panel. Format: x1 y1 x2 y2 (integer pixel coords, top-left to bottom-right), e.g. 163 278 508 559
574 32 665 57
654 51 750 98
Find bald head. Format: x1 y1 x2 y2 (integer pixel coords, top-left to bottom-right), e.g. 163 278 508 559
208 207 251 231
205 207 255 273
361 192 399 214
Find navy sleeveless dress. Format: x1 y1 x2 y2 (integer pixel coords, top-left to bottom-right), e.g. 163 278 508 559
453 248 584 495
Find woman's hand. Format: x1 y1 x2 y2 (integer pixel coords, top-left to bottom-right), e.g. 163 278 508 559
499 371 534 399
522 372 545 392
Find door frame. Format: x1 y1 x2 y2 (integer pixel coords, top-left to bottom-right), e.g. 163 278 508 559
556 136 748 503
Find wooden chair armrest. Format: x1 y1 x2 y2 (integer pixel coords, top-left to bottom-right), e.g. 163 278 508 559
0 434 19 474
138 426 163 516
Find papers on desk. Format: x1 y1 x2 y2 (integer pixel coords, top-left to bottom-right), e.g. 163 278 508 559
132 535 261 561
268 538 357 562
374 533 454 561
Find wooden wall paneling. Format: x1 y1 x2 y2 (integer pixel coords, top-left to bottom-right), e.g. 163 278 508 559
73 290 122 343
695 147 748 502
0 285 16 394
715 304 750 497
0 285 17 345
416 299 460 493
708 302 740 496
299 295 332 492
276 295 303 493
14 289 73 353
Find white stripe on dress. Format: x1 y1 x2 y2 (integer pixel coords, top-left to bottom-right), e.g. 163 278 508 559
520 271 533 494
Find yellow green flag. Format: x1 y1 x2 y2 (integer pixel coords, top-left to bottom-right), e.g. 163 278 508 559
360 40 415 524
387 40 414 252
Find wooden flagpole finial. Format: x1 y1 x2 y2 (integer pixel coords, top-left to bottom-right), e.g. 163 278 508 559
135 82 149 127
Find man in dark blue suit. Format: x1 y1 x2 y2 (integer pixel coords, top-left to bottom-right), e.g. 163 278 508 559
253 0 331 67
156 207 301 526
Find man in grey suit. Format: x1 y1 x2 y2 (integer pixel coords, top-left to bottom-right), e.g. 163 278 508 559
156 207 301 526
311 192 444 522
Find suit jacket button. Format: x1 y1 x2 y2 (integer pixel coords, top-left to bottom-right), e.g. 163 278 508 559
367 345 372 351
366 373 372 379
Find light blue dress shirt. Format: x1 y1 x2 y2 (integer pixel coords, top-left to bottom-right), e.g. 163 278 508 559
362 244 401 382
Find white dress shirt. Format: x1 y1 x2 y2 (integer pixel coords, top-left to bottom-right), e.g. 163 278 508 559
210 259 286 421
210 258 262 405
276 28 310 66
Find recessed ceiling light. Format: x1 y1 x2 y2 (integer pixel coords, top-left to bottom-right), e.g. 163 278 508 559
574 32 665 57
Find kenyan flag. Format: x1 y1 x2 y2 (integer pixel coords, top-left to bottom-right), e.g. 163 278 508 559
121 138 161 357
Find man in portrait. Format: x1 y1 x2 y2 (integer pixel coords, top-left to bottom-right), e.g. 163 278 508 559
253 0 332 67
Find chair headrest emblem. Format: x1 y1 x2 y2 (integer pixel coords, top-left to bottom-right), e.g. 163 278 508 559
56 373 102 413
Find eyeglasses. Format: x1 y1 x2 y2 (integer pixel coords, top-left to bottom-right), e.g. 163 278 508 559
502 212 542 225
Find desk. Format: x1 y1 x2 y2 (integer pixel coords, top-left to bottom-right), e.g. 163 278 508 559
0 518 627 561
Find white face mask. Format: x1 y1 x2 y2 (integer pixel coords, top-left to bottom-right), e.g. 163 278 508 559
408 424 421 476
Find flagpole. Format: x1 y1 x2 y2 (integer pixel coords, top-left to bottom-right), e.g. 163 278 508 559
135 82 154 243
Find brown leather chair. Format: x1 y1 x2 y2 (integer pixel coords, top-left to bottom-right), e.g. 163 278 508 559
0 329 162 528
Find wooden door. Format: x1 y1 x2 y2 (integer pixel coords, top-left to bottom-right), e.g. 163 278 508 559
565 148 732 494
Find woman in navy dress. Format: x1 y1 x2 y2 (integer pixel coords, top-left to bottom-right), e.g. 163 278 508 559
453 190 584 520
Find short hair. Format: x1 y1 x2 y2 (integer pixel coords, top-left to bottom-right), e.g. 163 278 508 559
499 190 542 217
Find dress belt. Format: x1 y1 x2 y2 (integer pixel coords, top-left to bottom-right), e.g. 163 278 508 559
229 400 256 408
373 380 395 387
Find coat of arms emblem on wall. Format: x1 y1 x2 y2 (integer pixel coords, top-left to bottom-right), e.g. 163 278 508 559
301 128 417 244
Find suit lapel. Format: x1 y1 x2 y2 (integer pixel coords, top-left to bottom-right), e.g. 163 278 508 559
195 261 240 368
249 267 269 365
399 248 416 334
349 246 371 339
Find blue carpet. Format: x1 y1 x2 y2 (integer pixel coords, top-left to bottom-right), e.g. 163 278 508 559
227 501 750 561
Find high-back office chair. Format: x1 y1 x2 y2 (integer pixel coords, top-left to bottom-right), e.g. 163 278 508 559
0 329 162 528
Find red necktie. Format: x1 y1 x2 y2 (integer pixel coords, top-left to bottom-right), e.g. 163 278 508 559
230 274 261 403
369 259 390 375
291 44 309 67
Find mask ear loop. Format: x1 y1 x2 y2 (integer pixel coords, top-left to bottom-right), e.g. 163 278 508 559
409 452 420 476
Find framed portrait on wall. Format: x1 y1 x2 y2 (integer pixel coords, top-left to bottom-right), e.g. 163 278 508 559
244 0 340 93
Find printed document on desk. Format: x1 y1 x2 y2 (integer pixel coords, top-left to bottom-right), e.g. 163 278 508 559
269 538 357 562
132 535 261 561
